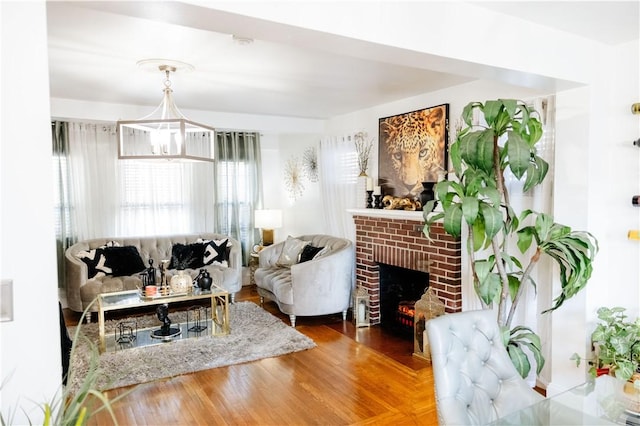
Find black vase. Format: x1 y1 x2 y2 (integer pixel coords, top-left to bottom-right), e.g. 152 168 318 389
420 182 436 211
198 269 213 290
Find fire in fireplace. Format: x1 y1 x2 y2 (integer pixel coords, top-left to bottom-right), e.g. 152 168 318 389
378 263 429 338
396 301 415 328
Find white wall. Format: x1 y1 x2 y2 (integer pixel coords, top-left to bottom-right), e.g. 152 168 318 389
548 86 593 391
0 2 62 423
584 40 640 316
256 132 326 241
271 134 325 239
547 39 640 395
51 98 326 135
205 1 591 90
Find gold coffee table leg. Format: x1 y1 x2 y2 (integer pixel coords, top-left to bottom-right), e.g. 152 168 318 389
211 292 230 335
98 299 106 353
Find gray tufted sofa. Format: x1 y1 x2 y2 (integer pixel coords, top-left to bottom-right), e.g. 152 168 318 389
254 234 354 327
426 309 544 425
65 233 242 313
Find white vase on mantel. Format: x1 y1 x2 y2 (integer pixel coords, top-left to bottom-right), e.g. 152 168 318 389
357 175 372 209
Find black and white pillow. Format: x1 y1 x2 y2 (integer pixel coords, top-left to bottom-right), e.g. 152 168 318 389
203 239 229 267
76 243 145 279
76 247 111 278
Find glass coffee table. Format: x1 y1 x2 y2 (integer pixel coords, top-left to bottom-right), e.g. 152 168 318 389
97 285 229 353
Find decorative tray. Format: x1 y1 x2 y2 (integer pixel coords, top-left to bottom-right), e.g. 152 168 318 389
139 290 189 300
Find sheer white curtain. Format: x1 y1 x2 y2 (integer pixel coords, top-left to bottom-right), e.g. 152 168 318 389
67 122 119 240
65 122 215 239
116 159 214 235
318 134 359 241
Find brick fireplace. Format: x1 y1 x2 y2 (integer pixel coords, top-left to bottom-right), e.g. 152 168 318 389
349 209 462 325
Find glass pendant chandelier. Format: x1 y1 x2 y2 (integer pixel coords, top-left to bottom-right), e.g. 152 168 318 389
117 61 215 162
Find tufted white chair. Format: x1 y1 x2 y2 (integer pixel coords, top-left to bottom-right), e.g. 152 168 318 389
426 309 544 425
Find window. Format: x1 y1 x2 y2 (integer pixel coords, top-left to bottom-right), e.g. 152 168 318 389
52 154 72 241
117 161 214 236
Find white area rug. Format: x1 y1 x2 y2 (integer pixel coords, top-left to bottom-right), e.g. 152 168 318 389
67 302 316 392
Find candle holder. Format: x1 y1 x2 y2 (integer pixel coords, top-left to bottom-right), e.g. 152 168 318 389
354 287 370 327
366 190 373 208
374 194 382 209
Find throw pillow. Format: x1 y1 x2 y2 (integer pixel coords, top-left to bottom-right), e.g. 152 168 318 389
169 243 206 270
76 244 145 278
312 246 330 259
196 238 232 266
214 238 231 247
76 247 111 279
101 246 146 277
203 239 229 265
196 238 231 249
276 236 309 267
196 237 232 248
299 245 325 263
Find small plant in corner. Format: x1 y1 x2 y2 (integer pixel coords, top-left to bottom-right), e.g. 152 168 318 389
571 306 640 382
423 99 598 378
1 299 131 426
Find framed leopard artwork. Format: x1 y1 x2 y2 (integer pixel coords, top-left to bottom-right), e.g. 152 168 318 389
378 104 449 199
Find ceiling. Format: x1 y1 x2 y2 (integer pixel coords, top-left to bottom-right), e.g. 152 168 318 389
46 1 639 120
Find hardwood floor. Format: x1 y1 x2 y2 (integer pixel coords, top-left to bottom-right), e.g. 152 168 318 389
64 286 438 425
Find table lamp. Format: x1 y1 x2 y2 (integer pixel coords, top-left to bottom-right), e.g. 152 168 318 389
254 209 282 246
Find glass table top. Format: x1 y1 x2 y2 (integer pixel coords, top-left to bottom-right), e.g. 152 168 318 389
99 287 226 309
492 374 640 425
104 318 216 352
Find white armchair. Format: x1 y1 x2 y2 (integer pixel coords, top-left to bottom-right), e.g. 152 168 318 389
426 309 544 425
254 234 354 327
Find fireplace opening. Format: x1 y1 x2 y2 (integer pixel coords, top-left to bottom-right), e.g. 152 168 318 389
378 263 429 338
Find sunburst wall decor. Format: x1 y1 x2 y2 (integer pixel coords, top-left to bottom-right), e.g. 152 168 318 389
284 156 305 200
303 147 319 183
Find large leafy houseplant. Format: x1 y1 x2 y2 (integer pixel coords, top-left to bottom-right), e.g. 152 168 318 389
423 99 598 378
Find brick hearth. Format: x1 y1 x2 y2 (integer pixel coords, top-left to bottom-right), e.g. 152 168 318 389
349 209 462 325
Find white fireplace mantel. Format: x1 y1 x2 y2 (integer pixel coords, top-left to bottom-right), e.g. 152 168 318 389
347 208 424 222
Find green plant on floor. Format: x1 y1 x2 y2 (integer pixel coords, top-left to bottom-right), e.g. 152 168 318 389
423 99 598 378
571 306 640 382
1 300 129 426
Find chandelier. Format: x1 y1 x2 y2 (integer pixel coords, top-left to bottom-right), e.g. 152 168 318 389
117 60 215 162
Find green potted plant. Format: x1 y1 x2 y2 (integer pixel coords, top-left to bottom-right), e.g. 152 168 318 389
423 99 598 378
572 306 640 381
1 300 130 426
